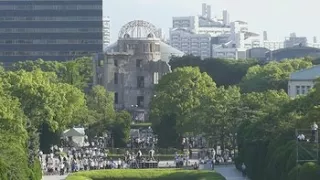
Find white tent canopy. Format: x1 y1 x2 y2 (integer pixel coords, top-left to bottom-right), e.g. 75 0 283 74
62 128 87 147
62 128 85 137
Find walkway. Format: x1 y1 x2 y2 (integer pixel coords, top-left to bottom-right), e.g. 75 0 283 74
214 165 249 180
42 175 67 180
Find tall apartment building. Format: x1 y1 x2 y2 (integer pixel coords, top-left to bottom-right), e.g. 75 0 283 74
263 41 284 50
170 3 260 60
103 16 110 51
170 29 211 59
0 0 103 63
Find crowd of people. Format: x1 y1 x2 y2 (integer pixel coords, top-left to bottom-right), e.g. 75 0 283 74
39 146 158 176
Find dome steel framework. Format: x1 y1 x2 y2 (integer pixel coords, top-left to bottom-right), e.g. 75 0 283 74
118 20 159 38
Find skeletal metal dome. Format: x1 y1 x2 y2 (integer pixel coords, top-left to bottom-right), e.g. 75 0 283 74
118 20 159 38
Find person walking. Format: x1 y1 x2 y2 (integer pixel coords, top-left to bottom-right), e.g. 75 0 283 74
241 163 246 178
311 122 318 143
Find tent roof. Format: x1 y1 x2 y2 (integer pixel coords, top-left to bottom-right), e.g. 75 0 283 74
62 128 85 137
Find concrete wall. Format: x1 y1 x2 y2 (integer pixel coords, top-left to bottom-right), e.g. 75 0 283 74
288 80 314 98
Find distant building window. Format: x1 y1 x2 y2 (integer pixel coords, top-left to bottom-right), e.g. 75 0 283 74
114 59 118 66
306 86 311 92
136 59 142 68
98 60 103 67
153 72 159 84
114 72 118 84
155 44 160 52
114 92 118 104
296 86 300 95
137 76 145 88
301 86 306 94
137 96 144 108
149 44 153 52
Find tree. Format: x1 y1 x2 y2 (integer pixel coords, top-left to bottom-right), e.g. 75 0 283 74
11 59 65 73
11 57 93 90
0 81 31 180
112 111 132 148
0 69 87 153
169 55 258 86
61 57 93 90
240 59 312 93
86 85 116 139
150 66 216 147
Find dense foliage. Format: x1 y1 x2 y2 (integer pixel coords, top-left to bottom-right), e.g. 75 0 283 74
152 56 320 179
2 54 320 179
0 58 130 180
66 169 226 180
169 55 258 86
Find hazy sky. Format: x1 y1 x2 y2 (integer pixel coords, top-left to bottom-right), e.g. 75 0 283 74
105 0 318 43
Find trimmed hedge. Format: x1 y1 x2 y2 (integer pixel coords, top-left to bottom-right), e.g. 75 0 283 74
66 169 226 180
130 123 152 129
108 148 180 155
108 154 174 161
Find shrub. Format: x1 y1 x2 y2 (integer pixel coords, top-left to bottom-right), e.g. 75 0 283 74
66 169 226 180
108 154 175 161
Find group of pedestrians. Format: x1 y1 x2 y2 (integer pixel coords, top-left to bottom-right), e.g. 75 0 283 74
40 146 160 176
297 122 318 142
39 147 127 176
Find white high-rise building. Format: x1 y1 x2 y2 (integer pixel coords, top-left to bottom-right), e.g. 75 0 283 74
103 16 110 51
170 4 261 60
170 29 211 59
263 41 284 50
223 10 230 26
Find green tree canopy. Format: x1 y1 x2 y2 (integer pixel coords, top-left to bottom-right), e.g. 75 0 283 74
240 59 312 93
169 55 258 86
150 66 216 147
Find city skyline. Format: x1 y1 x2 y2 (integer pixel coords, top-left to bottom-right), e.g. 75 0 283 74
105 0 319 43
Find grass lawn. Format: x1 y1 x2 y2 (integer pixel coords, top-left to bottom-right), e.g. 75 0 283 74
66 169 226 180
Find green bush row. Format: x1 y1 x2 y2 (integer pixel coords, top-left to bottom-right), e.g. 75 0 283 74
108 148 182 154
66 169 226 180
108 154 174 161
108 148 180 155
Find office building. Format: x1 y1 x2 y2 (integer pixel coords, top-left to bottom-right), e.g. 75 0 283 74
263 41 284 50
170 3 261 60
0 0 103 63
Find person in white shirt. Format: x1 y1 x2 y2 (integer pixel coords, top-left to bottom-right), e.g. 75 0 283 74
297 134 305 141
117 158 122 169
59 162 65 175
136 150 142 161
83 158 88 170
311 122 318 142
149 149 155 161
242 163 246 177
